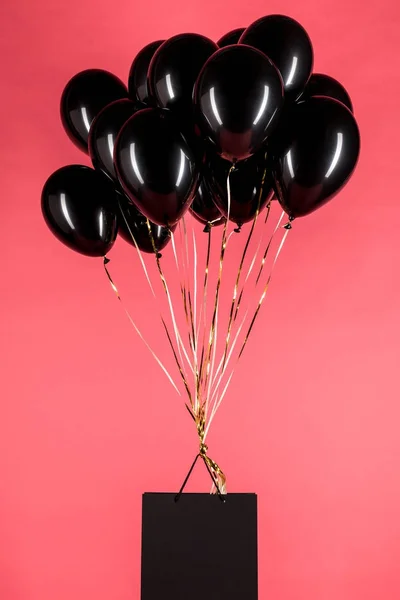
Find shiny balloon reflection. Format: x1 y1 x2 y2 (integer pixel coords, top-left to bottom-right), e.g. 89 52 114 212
60 69 128 153
240 15 313 101
271 97 360 218
128 40 164 105
325 132 343 178
88 99 137 182
115 108 200 226
148 34 218 116
41 165 118 256
195 45 284 162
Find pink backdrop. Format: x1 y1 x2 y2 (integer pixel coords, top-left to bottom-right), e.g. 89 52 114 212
1 0 400 598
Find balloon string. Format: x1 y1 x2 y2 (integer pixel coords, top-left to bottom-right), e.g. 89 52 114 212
220 165 267 373
192 226 198 351
238 223 291 359
207 188 271 413
118 199 156 297
232 204 280 326
196 225 213 409
146 219 194 380
245 200 272 283
118 200 193 402
103 256 181 396
202 166 234 415
206 216 291 434
209 206 272 395
179 218 199 408
255 211 286 285
197 226 212 343
170 227 192 354
181 218 197 358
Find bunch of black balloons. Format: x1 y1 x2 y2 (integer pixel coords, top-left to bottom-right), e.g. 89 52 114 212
42 14 360 257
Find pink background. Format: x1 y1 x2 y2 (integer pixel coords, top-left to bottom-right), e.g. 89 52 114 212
1 0 400 598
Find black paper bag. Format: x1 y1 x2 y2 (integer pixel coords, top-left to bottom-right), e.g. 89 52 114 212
141 493 258 599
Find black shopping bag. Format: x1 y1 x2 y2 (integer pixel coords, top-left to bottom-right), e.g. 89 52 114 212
141 492 258 599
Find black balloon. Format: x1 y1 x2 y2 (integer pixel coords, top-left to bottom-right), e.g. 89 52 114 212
299 73 353 112
41 165 118 256
270 96 360 218
115 108 201 227
148 33 218 117
128 40 164 105
240 15 313 101
118 194 174 253
60 69 128 153
88 99 138 182
217 28 245 47
194 45 284 162
190 180 224 226
206 150 274 226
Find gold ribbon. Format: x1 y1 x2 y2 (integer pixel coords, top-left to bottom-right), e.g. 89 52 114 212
103 256 181 396
144 219 195 406
186 404 226 495
238 222 291 359
220 165 269 372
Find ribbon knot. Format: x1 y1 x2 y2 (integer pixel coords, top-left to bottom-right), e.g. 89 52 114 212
199 442 208 457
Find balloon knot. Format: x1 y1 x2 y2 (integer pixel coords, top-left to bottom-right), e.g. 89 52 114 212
156 252 162 259
284 222 292 230
104 256 110 265
203 222 212 233
234 225 242 233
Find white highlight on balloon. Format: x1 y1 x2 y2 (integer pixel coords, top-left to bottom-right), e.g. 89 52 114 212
325 132 343 178
286 150 295 178
253 85 270 125
98 212 104 236
129 143 145 184
60 193 75 229
176 149 186 187
81 106 91 132
210 87 223 126
107 133 114 159
166 73 175 99
286 56 298 86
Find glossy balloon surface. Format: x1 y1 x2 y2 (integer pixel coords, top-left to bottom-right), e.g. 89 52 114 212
240 15 313 101
41 165 118 256
148 33 218 116
194 45 284 162
118 194 173 253
270 97 360 218
217 28 245 47
60 69 128 153
190 179 224 225
88 99 138 182
115 108 200 227
128 40 164 105
299 73 353 112
206 150 274 226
